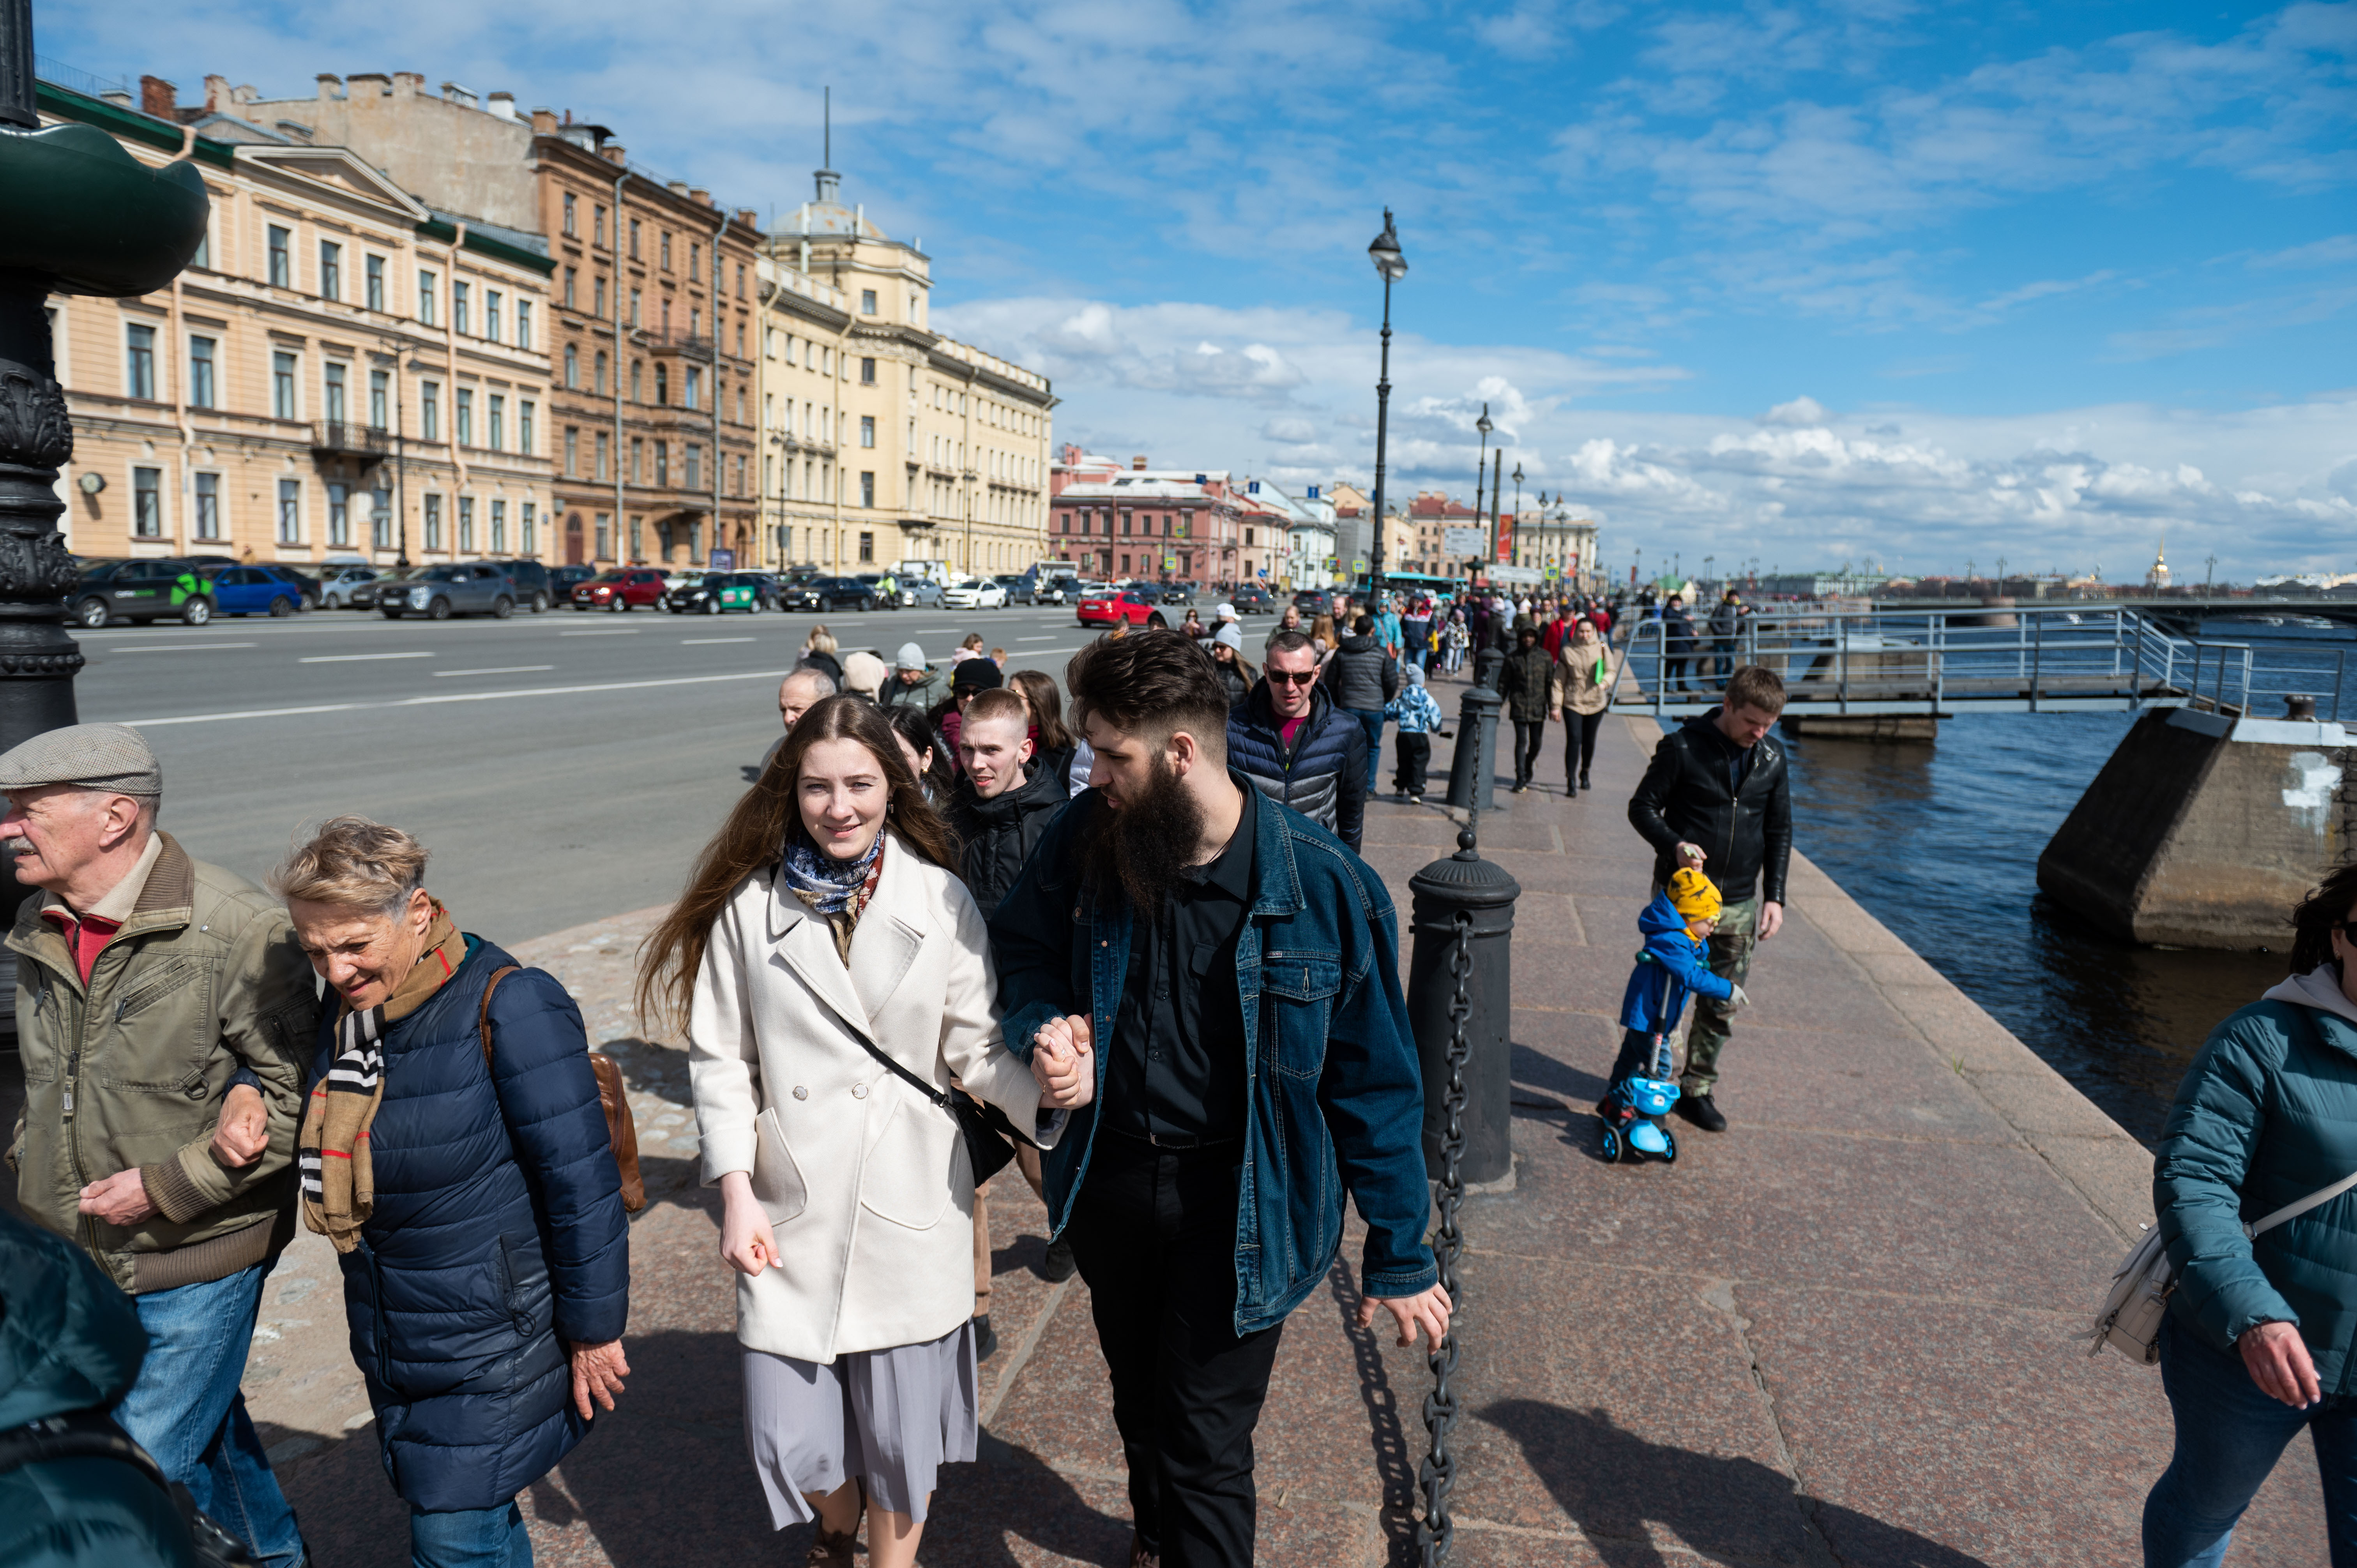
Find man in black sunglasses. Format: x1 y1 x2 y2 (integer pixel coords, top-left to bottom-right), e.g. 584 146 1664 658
1224 630 1367 853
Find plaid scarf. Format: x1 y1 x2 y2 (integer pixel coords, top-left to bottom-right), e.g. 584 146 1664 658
784 831 886 965
299 904 466 1253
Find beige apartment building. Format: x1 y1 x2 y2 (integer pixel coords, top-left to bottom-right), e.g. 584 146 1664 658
44 77 555 567
757 164 1055 576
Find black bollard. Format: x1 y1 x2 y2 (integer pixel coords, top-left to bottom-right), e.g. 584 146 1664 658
1443 678 1505 815
1407 825 1520 1186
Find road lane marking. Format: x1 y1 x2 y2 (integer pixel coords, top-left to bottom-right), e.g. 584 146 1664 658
1016 635 1057 641
561 629 640 636
108 643 258 653
116 667 787 727
682 637 756 645
434 665 556 677
298 652 435 663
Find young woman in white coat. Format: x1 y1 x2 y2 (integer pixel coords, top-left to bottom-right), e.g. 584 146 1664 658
640 694 1091 1568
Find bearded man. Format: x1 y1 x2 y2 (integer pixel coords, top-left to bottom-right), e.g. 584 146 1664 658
987 630 1445 1568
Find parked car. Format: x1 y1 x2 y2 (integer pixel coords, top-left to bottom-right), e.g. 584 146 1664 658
945 577 1009 610
1011 567 1067 606
319 567 381 609
548 563 599 604
1293 590 1334 617
666 571 770 614
348 567 424 612
1076 588 1168 629
488 559 556 613
1230 583 1277 614
202 565 310 618
70 558 211 627
1158 581 1196 605
784 575 881 613
383 562 518 620
571 568 668 611
866 573 944 609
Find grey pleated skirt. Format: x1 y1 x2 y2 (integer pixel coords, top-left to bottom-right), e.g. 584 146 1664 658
743 1320 979 1527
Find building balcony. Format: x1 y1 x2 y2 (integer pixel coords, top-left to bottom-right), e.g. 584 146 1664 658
633 326 716 361
312 421 392 464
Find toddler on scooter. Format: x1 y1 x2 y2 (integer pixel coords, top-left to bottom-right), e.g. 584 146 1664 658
1598 867 1746 1160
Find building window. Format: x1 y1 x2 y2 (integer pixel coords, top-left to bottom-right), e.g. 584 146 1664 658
125 323 155 399
268 225 290 288
187 335 216 409
565 426 579 476
651 363 666 405
629 288 641 328
630 437 643 483
192 472 221 539
594 350 608 394
735 262 745 298
319 241 341 300
593 205 606 245
594 512 611 560
655 441 669 488
273 351 297 418
453 281 470 335
562 267 576 310
277 479 300 544
521 502 536 556
324 363 348 426
563 193 577 236
858 531 874 563
859 415 875 448
659 231 671 270
519 400 535 455
689 241 700 275
424 493 443 551
370 488 392 551
369 369 389 429
327 482 350 547
491 499 507 554
860 289 877 315
488 394 504 451
860 356 876 385
685 443 702 489
594 274 606 317
564 343 578 388
629 219 641 260
596 431 610 481
366 254 385 311
421 380 440 441
132 466 162 536
859 470 875 508
417 269 436 325
456 387 473 446
486 289 502 342
517 301 532 350
459 496 475 553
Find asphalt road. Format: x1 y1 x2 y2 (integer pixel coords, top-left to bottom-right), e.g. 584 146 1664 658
65 600 1275 941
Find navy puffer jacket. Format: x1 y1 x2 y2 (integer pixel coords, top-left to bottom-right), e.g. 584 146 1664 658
311 936 629 1512
1227 681 1366 852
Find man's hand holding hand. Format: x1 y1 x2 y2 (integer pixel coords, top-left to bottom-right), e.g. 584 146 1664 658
1031 1014 1095 1109
1358 1283 1453 1351
78 1168 157 1226
211 1083 269 1168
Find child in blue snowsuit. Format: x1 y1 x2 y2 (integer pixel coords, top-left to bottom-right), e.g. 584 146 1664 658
1603 867 1745 1120
1384 663 1447 800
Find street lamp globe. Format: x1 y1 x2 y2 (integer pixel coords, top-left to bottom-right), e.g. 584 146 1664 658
1368 210 1408 281
1475 409 1493 438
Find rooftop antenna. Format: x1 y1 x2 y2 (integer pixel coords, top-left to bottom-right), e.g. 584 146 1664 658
815 85 840 204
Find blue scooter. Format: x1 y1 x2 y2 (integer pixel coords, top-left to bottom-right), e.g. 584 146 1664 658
1599 1031 1679 1164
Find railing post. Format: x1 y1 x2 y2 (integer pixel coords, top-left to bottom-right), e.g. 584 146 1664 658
2030 613 2043 711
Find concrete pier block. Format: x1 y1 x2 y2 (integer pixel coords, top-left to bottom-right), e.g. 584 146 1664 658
2037 707 2356 948
1781 713 1939 742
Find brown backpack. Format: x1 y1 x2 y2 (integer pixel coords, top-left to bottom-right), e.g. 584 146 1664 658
479 965 647 1213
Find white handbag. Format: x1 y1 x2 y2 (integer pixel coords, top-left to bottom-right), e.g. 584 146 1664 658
2090 1168 2357 1364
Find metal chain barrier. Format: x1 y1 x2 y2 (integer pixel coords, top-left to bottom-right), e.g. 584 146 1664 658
1418 908 1474 1565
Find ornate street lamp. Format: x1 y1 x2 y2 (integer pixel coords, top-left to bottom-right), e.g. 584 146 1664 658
1510 462 1523 571
1366 210 1406 605
1472 404 1492 576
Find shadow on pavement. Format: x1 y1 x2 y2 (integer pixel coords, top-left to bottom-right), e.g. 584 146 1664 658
1324 1257 1421 1566
1483 1400 1992 1568
1511 1042 1608 1111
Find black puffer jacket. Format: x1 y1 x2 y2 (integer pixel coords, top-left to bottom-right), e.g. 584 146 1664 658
1497 641 1555 722
1325 634 1399 712
1227 682 1366 852
1628 708 1792 904
946 761 1071 919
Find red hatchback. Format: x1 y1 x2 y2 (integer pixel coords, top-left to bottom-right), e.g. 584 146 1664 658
571 568 667 611
1076 589 1166 628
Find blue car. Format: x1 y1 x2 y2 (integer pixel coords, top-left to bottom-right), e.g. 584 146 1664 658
203 565 313 617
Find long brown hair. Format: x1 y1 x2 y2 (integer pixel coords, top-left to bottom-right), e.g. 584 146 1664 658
637 695 960 1028
2289 862 2357 975
1007 668 1075 751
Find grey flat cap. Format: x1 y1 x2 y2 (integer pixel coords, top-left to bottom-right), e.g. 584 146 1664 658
0 723 162 795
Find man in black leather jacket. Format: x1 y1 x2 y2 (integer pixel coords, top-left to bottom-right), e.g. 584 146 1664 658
1626 664 1792 1132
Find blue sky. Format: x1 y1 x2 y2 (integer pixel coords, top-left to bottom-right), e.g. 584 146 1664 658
42 0 2355 579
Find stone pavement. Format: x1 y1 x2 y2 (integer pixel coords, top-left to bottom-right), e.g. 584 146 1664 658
216 709 2324 1563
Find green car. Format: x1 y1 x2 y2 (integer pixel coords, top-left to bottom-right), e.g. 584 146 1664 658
665 572 770 614
72 558 212 627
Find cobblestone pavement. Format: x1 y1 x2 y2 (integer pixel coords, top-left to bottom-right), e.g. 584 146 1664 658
239 698 2320 1565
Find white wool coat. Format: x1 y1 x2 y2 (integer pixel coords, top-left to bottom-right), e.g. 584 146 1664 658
689 832 1052 1363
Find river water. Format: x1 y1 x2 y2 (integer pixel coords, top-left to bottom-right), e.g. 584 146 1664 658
1767 617 2355 1148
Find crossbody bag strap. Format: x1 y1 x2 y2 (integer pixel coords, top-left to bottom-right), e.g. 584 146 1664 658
850 1029 954 1111
2246 1166 2357 1240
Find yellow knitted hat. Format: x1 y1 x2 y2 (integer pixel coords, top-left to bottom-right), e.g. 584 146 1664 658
1668 867 1723 924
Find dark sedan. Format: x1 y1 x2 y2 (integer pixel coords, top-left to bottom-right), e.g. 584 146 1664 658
1293 589 1334 617
1230 583 1277 613
783 575 880 613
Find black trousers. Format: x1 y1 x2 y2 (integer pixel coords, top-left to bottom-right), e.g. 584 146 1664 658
1394 731 1431 795
1067 1134 1285 1566
1565 709 1604 790
1664 654 1692 691
1511 719 1545 784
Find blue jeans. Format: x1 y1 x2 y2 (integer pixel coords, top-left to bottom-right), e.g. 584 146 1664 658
1350 708 1385 791
412 1501 532 1568
2145 1314 2357 1566
118 1260 306 1568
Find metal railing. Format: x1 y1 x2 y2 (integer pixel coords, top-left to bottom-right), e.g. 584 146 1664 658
1597 604 2353 722
310 420 393 459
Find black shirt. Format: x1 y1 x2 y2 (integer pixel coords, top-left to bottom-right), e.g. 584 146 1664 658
1106 781 1257 1143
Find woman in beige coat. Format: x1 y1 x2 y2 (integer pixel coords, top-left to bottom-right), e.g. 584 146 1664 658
1550 614 1622 797
640 695 1088 1568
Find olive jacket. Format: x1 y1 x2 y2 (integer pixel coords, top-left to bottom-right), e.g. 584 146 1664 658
7 833 317 1294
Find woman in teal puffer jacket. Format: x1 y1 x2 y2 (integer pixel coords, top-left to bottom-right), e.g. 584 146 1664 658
2145 862 2357 1567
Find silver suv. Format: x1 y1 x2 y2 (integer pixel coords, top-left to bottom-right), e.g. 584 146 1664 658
382 563 518 620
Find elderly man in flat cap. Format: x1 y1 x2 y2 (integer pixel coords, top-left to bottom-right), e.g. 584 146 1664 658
1 723 317 1568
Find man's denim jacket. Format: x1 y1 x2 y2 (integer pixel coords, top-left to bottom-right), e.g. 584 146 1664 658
988 772 1438 1333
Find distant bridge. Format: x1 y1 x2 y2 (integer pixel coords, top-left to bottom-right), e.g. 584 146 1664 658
1601 604 2355 723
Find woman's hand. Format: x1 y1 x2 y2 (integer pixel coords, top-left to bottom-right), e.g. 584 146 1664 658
717 1170 781 1277
1032 1015 1095 1109
566 1338 631 1419
2240 1320 2321 1407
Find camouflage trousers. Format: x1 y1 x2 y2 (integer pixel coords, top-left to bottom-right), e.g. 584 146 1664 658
1682 897 1757 1095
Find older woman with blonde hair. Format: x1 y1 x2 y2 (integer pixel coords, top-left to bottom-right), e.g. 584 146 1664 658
640 695 1091 1568
270 817 630 1568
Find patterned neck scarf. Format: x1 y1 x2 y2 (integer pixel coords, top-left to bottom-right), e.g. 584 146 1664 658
784 830 887 964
